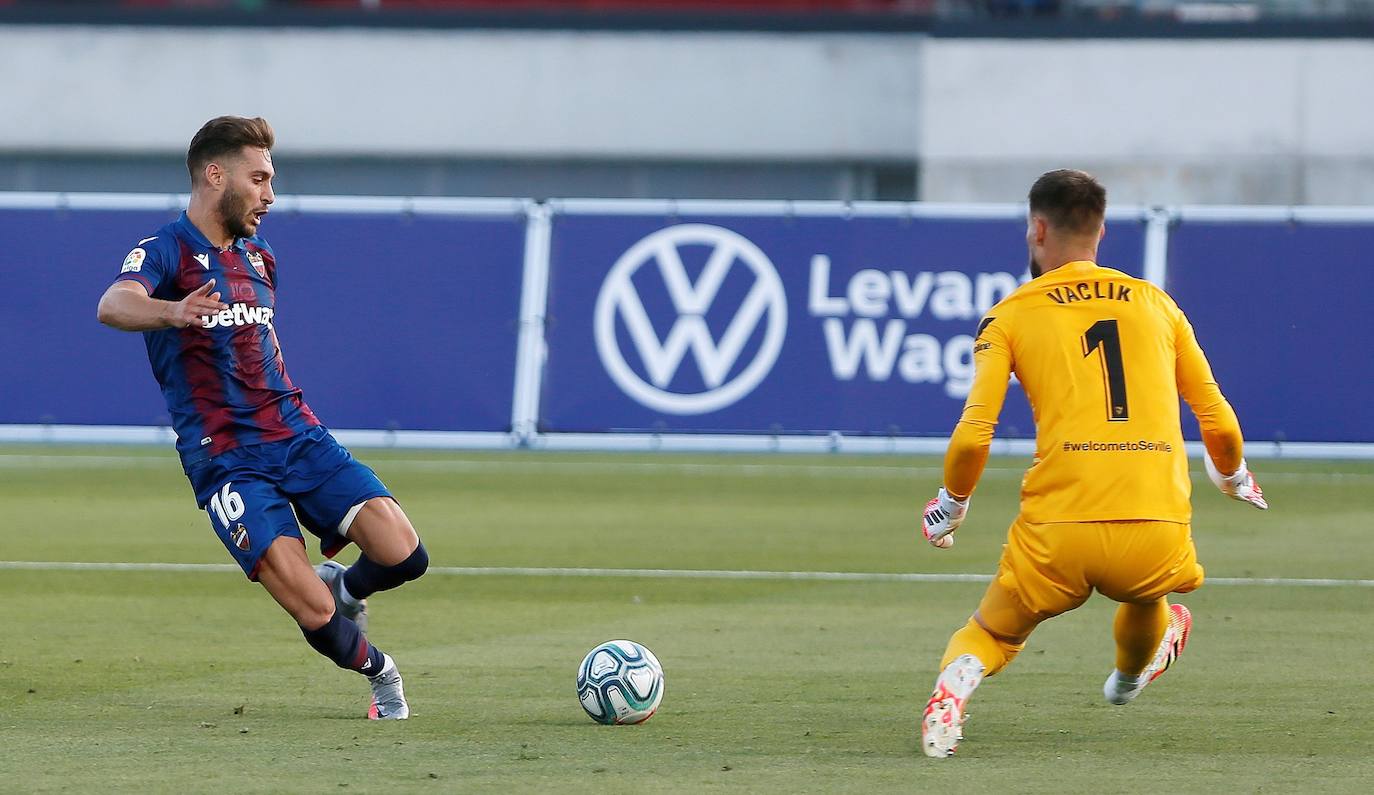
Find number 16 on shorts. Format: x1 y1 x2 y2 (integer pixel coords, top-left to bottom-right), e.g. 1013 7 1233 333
194 473 306 578
209 482 245 526
207 482 250 551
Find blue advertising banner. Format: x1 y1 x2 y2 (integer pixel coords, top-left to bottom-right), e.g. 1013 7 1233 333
2 207 180 427
540 210 1148 436
258 211 525 432
0 203 526 432
1166 220 1374 443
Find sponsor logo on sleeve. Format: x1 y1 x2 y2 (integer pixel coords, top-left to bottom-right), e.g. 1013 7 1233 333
120 248 146 273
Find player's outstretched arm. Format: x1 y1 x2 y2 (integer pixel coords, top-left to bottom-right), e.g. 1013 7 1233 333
1174 309 1268 510
97 279 226 332
921 317 1012 549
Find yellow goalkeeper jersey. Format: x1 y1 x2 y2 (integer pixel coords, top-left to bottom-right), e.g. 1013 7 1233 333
943 260 1242 524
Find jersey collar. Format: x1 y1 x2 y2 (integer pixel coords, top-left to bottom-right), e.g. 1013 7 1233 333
1061 260 1098 272
176 211 247 252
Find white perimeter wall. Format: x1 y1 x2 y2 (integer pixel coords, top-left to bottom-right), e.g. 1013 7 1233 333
3 25 1373 203
919 38 1374 204
0 26 921 160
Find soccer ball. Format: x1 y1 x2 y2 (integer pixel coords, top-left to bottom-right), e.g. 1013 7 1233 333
576 640 664 725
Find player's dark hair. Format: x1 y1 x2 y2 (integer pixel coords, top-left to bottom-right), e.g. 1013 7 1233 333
187 116 275 185
1028 169 1106 236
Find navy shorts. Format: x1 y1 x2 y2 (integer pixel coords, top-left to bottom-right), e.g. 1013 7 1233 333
186 426 392 580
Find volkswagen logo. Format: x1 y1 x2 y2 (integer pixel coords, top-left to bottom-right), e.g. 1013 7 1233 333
594 224 788 415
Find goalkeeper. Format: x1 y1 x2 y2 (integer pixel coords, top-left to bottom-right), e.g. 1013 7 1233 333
918 169 1268 759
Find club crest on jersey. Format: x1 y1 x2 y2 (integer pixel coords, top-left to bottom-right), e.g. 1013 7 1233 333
230 523 250 552
247 251 266 278
120 248 146 273
194 253 210 270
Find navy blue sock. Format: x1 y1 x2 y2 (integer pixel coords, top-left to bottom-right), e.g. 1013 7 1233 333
301 612 386 676
343 542 429 601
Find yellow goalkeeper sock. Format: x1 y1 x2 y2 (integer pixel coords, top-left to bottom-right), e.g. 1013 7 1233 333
940 617 1025 677
1113 599 1169 678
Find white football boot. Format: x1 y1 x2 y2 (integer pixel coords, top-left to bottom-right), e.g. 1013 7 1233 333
1104 603 1193 706
367 653 410 720
921 653 986 758
316 559 368 633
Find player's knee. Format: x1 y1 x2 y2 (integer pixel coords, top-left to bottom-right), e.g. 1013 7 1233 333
981 620 1029 675
351 497 420 558
945 616 1030 677
295 591 336 630
995 636 1027 669
394 541 428 583
289 582 338 631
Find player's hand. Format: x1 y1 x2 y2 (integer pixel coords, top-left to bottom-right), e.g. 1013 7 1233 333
168 279 227 328
1204 455 1268 510
922 488 969 549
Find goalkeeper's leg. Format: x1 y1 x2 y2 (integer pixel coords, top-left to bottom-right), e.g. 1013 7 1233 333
1104 600 1193 706
923 517 1094 758
923 580 1043 758
1095 521 1203 705
938 516 1090 676
1113 598 1169 677
939 582 1036 675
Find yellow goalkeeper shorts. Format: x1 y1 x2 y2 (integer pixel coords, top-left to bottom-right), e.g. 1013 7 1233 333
985 516 1206 626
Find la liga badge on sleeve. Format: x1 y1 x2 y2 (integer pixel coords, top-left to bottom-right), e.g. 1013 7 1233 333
121 247 146 273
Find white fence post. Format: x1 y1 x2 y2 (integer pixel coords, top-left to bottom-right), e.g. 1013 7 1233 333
510 201 554 444
1142 205 1173 288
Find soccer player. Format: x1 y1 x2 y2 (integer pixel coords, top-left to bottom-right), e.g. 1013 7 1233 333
917 169 1268 758
96 116 428 720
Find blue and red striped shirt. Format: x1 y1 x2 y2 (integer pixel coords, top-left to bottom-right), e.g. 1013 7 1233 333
114 211 319 468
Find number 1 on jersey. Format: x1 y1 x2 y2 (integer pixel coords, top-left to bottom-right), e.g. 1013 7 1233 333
1082 319 1129 421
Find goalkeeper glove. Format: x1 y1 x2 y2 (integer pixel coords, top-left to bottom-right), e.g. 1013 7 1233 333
922 488 968 549
1204 455 1268 510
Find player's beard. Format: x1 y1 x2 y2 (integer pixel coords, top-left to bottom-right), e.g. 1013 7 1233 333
1029 252 1043 279
217 184 256 241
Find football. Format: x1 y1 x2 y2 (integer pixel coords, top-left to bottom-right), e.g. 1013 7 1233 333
576 640 664 725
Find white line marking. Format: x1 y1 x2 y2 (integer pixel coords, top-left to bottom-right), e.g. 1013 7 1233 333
0 454 1368 483
0 561 241 572
373 460 976 479
6 424 1374 459
1 561 1369 587
0 455 174 469
1203 577 1374 588
0 454 984 478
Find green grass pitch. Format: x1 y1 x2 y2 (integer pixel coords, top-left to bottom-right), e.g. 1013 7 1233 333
1 446 1372 792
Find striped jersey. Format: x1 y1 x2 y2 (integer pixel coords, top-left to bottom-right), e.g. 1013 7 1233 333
114 211 319 468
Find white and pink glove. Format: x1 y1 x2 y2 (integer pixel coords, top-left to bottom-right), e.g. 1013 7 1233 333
922 488 969 549
1204 455 1268 510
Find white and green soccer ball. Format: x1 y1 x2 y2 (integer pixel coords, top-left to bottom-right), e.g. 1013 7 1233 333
576 640 664 725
